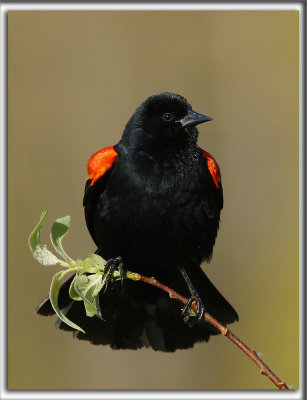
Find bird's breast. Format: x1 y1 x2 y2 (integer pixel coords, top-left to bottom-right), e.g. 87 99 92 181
93 156 219 269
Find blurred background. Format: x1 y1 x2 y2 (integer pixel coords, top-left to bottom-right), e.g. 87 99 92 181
8 11 299 390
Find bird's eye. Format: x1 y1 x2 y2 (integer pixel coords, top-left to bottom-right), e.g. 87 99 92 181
163 113 174 122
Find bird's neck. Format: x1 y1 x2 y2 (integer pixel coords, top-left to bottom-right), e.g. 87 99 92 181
119 135 200 173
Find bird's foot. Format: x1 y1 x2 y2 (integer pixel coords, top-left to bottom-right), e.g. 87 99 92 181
181 294 205 328
102 256 125 293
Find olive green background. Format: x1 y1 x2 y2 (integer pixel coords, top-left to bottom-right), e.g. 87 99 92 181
8 11 299 390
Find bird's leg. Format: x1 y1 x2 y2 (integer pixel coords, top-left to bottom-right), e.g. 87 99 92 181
178 265 205 327
102 256 125 293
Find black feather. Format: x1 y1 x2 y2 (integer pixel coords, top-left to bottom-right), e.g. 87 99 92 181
37 92 238 351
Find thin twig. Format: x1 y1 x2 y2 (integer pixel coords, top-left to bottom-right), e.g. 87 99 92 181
129 271 289 390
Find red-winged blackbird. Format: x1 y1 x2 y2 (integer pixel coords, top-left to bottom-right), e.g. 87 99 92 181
37 92 238 351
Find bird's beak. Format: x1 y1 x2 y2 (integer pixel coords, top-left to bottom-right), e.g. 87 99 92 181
177 109 213 128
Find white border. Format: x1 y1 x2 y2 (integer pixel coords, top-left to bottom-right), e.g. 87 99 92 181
0 2 303 10
298 2 304 399
0 3 304 400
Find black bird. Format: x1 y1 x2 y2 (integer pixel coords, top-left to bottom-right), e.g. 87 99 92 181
37 92 238 351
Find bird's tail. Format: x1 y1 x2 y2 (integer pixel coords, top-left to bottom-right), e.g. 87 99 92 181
36 266 238 352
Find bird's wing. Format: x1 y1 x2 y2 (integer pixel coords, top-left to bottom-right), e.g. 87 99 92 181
83 145 119 246
201 149 223 210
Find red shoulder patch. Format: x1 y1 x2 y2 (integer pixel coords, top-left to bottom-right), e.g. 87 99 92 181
202 150 221 189
87 146 118 186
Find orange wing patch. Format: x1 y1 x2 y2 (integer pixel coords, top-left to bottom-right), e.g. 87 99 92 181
202 150 221 189
87 146 118 186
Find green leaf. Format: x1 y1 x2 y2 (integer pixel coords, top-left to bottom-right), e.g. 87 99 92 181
89 253 106 270
69 276 82 301
94 294 102 319
86 294 102 319
73 274 104 319
50 215 75 265
49 268 85 333
75 259 83 268
28 210 68 267
82 257 98 274
83 300 97 317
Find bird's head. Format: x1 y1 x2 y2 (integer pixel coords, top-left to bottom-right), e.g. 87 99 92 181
122 92 212 147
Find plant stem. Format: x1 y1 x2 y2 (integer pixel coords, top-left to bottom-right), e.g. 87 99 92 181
128 271 289 390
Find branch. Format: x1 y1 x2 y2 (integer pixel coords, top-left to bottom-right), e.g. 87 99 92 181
130 271 289 391
28 211 289 389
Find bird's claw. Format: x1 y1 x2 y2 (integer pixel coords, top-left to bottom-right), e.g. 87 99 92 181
181 296 205 327
102 256 125 293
